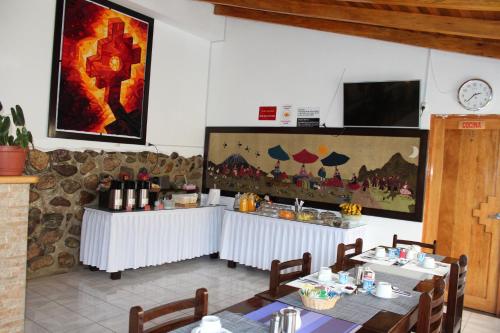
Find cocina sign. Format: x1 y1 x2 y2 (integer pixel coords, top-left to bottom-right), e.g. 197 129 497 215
459 121 485 129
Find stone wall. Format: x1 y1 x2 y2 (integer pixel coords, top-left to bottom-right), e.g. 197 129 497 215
25 149 203 279
0 182 30 332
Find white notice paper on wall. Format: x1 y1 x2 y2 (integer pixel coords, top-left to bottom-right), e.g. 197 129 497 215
279 105 294 126
297 107 320 127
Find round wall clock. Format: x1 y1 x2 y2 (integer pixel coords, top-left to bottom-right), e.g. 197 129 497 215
457 79 493 111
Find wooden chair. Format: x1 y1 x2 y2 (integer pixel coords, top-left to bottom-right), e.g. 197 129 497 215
333 238 363 271
443 255 468 333
257 252 312 299
416 278 446 333
129 288 208 333
392 234 437 254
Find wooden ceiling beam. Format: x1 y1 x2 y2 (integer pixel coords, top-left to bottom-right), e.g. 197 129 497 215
330 0 500 12
201 0 500 39
213 5 500 59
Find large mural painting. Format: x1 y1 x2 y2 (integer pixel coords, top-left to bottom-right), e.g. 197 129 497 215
203 128 428 221
48 0 154 144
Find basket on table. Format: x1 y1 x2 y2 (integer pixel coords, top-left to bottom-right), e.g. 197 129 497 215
299 285 340 310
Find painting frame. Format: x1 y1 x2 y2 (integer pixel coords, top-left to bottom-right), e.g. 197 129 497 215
203 127 428 222
48 0 154 145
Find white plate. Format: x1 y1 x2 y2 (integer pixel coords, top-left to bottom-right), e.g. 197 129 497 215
191 328 232 333
370 289 399 299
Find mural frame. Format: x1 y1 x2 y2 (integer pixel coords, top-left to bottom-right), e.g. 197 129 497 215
48 0 154 145
203 127 428 222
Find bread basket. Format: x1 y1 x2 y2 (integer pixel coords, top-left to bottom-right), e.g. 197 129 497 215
299 285 340 310
300 293 340 310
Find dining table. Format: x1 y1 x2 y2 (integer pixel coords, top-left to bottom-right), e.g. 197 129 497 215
173 247 458 333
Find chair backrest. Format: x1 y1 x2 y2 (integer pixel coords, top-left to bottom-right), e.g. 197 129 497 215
129 288 208 333
269 252 311 297
392 234 437 254
417 278 446 333
334 238 363 271
444 255 468 333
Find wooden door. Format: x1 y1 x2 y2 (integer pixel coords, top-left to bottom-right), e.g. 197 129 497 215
423 114 500 315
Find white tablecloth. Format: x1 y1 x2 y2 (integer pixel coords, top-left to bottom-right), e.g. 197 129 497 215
220 210 367 272
80 206 225 272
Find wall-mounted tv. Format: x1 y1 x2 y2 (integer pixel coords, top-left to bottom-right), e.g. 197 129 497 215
344 80 420 128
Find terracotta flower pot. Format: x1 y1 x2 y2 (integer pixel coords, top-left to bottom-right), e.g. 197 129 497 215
0 146 27 176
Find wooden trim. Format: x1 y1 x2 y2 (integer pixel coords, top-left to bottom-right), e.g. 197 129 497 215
204 0 500 39
422 116 447 246
0 176 39 184
328 0 500 12
212 5 500 59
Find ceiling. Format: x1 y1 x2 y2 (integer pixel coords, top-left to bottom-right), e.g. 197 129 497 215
199 0 500 59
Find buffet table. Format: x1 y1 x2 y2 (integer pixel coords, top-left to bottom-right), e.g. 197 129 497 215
80 206 225 278
220 210 367 272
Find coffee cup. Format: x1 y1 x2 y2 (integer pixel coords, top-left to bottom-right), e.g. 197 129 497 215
423 257 436 269
199 316 222 333
375 281 393 298
317 267 333 281
410 245 422 253
375 247 386 258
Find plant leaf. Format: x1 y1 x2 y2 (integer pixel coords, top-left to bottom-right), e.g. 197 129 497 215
0 117 10 136
10 107 19 126
15 105 25 126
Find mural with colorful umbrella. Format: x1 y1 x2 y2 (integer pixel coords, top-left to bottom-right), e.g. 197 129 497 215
203 128 427 221
268 145 290 180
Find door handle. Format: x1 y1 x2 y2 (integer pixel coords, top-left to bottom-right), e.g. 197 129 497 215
489 213 500 220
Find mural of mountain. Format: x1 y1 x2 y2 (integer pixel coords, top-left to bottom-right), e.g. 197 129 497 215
219 154 250 168
358 153 418 188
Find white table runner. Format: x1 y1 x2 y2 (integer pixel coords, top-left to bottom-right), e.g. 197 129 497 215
80 206 224 272
220 210 367 272
351 251 450 276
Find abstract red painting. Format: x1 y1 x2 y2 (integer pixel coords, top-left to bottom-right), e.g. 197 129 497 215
48 0 154 144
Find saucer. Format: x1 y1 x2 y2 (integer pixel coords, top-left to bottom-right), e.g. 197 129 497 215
370 289 398 299
191 328 232 333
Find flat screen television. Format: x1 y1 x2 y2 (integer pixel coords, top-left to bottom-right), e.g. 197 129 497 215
343 80 420 127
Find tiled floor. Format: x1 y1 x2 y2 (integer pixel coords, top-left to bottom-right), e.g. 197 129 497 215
25 256 500 333
26 256 269 333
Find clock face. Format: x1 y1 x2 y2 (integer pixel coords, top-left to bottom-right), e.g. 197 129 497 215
458 79 493 111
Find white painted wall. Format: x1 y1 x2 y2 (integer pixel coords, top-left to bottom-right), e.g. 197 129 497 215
206 18 500 249
115 0 226 42
0 0 211 156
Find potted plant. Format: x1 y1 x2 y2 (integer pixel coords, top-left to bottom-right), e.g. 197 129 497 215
0 101 33 176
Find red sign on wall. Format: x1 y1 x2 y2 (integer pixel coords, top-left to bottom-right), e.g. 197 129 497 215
258 106 277 120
